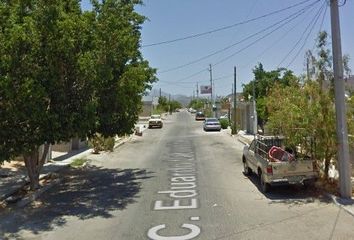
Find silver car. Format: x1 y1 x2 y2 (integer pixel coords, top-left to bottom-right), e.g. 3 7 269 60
203 118 221 131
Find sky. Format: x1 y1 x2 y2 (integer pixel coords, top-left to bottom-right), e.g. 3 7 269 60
81 0 354 97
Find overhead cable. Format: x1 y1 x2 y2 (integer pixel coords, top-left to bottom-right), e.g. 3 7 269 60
286 2 327 68
142 0 320 48
159 74 233 85
159 0 320 74
310 2 328 52
212 5 313 67
277 2 326 68
239 4 316 69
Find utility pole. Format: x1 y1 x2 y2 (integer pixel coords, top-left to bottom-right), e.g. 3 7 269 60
253 80 257 136
168 94 171 114
306 56 310 81
330 0 352 198
159 88 161 98
196 82 199 99
231 84 233 122
209 64 214 117
232 66 237 134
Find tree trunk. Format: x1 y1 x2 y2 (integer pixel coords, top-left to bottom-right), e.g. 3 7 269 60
23 143 50 190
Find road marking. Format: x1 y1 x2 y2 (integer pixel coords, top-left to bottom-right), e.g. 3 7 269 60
147 223 201 240
148 140 201 239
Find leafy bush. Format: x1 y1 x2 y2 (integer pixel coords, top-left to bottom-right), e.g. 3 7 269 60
89 134 115 153
219 119 229 129
104 137 115 152
70 158 88 168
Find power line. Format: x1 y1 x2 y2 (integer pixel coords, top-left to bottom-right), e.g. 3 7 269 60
239 3 316 69
286 2 327 68
159 74 232 85
339 0 347 7
158 1 319 85
159 0 320 74
226 0 260 46
310 1 328 52
174 68 208 83
212 5 311 68
157 81 194 89
142 0 320 48
277 1 326 68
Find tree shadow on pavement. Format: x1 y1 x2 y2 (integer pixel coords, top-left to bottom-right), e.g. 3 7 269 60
245 173 331 205
0 166 154 239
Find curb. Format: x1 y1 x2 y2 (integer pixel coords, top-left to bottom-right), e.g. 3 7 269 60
325 193 354 217
51 148 93 166
114 135 133 149
237 137 250 146
235 135 253 146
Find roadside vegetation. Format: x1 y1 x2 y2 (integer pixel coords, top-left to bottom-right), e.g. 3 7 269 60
70 158 89 168
242 31 353 184
188 99 207 110
219 119 229 129
155 96 183 114
0 0 156 190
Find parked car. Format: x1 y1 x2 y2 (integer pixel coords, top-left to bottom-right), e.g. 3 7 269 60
203 118 221 131
189 108 197 113
219 114 229 120
148 114 163 128
242 136 318 193
195 112 205 121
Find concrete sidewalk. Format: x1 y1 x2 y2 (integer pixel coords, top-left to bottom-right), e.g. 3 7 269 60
222 128 254 145
0 136 132 203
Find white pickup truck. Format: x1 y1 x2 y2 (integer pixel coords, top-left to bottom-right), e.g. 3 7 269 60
242 136 318 193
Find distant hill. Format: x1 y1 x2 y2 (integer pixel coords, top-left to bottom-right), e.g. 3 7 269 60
142 89 192 107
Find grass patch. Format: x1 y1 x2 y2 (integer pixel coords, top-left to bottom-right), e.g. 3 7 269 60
70 158 88 168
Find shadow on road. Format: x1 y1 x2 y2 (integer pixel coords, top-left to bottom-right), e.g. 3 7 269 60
245 173 331 205
0 166 154 239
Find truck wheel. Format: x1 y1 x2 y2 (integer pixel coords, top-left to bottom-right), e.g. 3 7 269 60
260 172 270 193
243 160 251 175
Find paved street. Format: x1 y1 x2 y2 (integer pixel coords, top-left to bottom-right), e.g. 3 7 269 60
1 111 354 240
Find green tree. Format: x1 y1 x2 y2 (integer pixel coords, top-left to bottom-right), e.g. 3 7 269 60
91 0 156 137
0 0 156 189
266 31 352 180
169 100 182 112
267 81 337 180
188 99 206 110
0 0 92 189
315 31 333 91
242 63 298 132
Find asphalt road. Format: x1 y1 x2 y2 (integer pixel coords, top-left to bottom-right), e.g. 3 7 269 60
1 110 354 240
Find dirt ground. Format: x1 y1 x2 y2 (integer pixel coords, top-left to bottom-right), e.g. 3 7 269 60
0 159 26 173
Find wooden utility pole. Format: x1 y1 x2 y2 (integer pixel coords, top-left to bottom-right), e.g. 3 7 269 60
306 56 310 81
330 0 352 198
196 82 199 99
253 80 257 136
209 64 214 117
232 66 237 134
